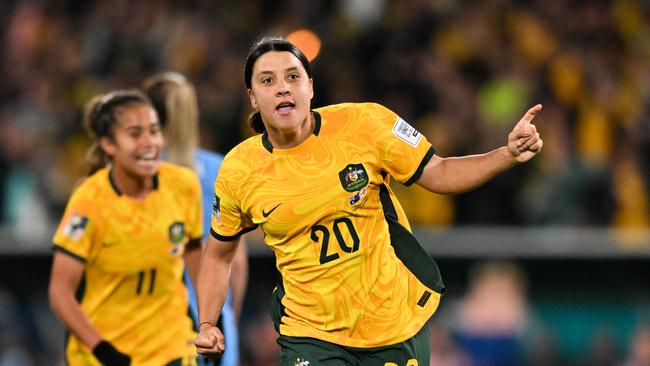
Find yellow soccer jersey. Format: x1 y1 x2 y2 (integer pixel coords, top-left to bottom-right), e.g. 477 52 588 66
212 103 445 348
53 162 202 366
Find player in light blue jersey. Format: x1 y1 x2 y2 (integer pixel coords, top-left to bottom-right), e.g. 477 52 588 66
144 73 248 366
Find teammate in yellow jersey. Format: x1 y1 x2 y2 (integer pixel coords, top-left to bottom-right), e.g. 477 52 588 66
194 37 543 365
48 90 203 366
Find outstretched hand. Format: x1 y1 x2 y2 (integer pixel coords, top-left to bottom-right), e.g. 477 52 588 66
507 104 544 163
194 324 225 360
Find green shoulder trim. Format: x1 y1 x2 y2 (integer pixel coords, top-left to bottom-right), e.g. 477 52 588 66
52 245 86 263
404 146 435 186
210 225 258 241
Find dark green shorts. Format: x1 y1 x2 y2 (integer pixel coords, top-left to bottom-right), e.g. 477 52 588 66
277 325 429 366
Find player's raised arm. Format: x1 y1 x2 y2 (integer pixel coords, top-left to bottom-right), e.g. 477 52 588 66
416 104 544 195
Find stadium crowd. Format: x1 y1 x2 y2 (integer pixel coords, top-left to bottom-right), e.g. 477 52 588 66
0 0 648 365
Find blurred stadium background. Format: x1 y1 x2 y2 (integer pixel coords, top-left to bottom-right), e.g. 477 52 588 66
0 0 649 365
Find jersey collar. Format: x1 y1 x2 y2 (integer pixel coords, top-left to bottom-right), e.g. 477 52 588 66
262 111 321 153
108 169 159 196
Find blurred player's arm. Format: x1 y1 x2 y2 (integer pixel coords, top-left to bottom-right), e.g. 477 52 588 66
183 237 203 287
416 104 543 195
49 252 130 364
49 252 101 348
194 235 240 359
229 235 248 321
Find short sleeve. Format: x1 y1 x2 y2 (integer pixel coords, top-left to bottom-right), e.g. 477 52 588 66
210 161 258 241
52 188 97 262
367 103 435 185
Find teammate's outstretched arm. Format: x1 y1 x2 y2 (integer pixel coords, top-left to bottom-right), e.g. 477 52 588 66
416 104 543 195
193 235 240 359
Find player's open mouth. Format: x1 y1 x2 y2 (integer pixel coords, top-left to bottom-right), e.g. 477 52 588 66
276 101 295 115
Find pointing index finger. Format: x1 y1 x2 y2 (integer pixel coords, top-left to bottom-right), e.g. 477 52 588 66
520 104 543 126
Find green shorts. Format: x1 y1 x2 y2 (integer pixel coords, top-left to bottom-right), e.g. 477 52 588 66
277 326 429 366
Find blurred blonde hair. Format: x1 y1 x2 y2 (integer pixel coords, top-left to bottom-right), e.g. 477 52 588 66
143 72 199 169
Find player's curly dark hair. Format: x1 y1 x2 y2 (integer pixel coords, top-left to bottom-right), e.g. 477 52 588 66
244 36 312 133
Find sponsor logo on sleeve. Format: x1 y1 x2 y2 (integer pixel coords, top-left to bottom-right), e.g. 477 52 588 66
63 214 89 241
392 117 422 147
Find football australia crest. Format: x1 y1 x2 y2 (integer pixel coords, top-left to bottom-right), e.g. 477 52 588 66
338 163 369 192
168 221 186 244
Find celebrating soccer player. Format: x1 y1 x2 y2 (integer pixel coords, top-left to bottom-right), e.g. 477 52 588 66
49 90 203 366
194 37 543 365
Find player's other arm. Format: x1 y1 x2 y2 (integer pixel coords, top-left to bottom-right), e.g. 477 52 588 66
49 252 130 365
194 234 240 359
416 104 544 194
229 235 248 321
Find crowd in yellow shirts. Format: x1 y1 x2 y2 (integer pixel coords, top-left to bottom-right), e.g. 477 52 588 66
0 0 647 233
0 0 648 365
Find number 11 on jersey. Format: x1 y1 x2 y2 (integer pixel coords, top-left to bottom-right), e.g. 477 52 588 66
135 268 156 295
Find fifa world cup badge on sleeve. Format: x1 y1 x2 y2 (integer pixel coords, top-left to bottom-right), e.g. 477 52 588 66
392 116 422 147
63 214 89 241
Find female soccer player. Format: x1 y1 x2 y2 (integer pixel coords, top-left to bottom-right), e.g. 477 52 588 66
143 72 248 366
49 90 203 366
194 37 543 365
